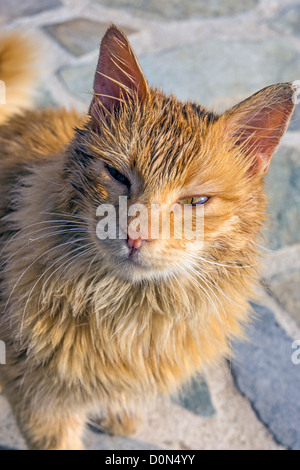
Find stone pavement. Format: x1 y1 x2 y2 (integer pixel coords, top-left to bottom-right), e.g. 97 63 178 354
0 0 300 450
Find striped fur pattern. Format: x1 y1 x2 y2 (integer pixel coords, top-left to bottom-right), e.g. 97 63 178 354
0 26 295 449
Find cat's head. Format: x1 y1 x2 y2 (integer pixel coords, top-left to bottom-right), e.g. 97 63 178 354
64 26 296 283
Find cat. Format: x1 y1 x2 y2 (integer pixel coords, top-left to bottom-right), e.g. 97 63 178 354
0 25 296 450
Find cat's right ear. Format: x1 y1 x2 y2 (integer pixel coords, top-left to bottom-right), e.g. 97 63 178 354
89 25 149 120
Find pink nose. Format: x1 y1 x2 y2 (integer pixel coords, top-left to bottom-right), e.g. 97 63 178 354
127 236 147 251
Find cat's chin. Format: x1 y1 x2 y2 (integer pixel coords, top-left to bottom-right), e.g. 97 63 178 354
111 258 173 284
96 240 175 283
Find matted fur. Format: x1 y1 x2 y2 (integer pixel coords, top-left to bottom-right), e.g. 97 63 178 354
0 27 295 450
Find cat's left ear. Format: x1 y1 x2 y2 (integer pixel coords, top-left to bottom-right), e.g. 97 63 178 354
89 25 149 120
221 83 296 174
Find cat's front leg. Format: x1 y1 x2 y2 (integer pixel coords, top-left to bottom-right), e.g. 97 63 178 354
16 405 86 450
4 377 86 450
91 407 143 437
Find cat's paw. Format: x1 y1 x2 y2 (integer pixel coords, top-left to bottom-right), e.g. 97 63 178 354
91 411 142 436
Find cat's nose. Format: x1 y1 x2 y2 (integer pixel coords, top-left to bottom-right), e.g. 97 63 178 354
127 235 148 251
126 215 151 252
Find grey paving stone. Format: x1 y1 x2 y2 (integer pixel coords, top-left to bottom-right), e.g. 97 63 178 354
95 0 258 21
171 374 216 417
0 0 62 22
45 19 136 57
59 38 300 108
270 3 300 36
264 146 300 250
231 303 300 450
139 39 300 106
266 270 300 328
34 88 57 108
0 395 26 450
58 62 95 103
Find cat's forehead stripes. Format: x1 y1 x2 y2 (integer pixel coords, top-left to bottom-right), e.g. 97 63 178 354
93 93 217 186
135 104 216 189
80 88 259 203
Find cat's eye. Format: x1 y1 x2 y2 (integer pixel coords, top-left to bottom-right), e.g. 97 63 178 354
178 196 210 206
105 164 130 188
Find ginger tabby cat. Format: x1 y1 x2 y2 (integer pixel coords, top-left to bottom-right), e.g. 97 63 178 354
0 26 296 449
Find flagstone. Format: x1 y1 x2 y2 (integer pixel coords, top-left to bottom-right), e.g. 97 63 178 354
0 0 62 22
232 303 300 450
45 19 136 57
94 0 259 21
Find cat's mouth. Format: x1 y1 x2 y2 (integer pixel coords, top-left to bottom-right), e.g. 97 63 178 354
94 234 181 281
127 239 149 261
107 242 170 281
126 247 148 267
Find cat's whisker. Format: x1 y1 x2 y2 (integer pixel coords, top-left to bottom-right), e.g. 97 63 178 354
184 262 234 347
182 263 228 342
180 262 221 324
182 261 226 317
170 272 193 316
24 241 95 327
58 246 97 287
185 260 240 361
4 238 90 314
83 252 99 281
0 219 85 258
180 265 226 341
21 244 88 332
0 226 94 270
1 227 73 270
30 163 64 186
188 258 246 310
28 228 96 243
187 251 257 269
37 244 96 315
241 236 273 252
41 211 96 224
